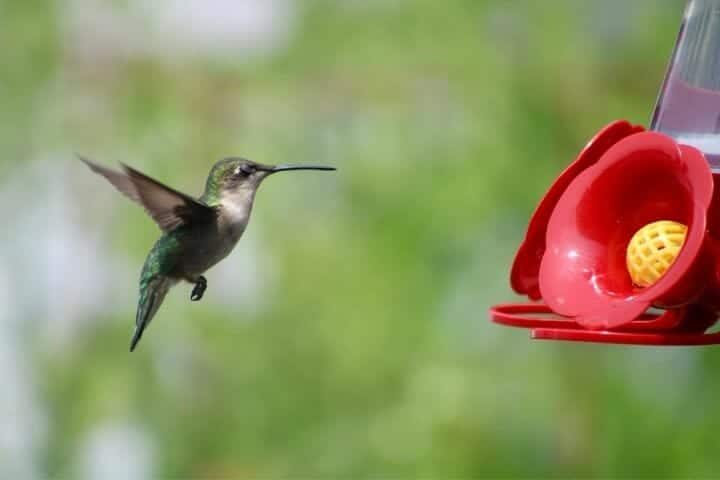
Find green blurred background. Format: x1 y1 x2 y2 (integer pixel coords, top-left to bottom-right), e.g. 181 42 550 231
2 0 716 477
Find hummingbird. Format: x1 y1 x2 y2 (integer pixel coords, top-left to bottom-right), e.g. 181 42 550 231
80 156 336 351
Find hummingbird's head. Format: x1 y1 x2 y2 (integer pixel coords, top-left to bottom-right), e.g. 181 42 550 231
206 157 336 199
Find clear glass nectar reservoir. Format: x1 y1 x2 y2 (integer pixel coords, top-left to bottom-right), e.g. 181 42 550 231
651 0 720 169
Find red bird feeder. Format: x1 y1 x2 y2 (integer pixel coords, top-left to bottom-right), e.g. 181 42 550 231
490 0 720 345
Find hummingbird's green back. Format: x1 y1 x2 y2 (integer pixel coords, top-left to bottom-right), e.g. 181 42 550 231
140 232 182 286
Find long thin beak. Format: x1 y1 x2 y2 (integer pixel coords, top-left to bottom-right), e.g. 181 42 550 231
269 165 336 173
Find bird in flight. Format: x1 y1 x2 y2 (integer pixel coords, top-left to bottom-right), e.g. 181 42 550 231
81 156 336 351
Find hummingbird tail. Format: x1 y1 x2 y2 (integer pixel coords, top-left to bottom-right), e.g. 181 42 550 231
130 324 146 352
131 276 172 352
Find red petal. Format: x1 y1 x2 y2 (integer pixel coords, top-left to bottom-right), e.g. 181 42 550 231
511 120 644 300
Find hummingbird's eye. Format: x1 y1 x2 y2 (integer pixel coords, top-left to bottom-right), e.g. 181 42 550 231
235 164 254 176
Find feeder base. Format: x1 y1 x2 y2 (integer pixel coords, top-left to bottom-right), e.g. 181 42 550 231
490 303 720 346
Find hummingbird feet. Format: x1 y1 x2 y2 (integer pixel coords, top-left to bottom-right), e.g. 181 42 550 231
190 276 207 301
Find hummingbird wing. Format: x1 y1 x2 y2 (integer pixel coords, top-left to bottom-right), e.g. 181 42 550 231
120 163 216 231
80 156 215 231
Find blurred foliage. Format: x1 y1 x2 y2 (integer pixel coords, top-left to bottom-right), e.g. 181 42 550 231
4 0 720 478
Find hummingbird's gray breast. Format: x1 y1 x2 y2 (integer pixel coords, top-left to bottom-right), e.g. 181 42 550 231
177 221 246 277
172 188 254 279
175 197 251 278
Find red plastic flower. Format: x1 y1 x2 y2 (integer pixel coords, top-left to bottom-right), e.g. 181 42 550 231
492 120 720 344
510 122 717 330
540 131 713 329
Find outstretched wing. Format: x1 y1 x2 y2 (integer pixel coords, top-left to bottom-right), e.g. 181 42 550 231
80 155 215 231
